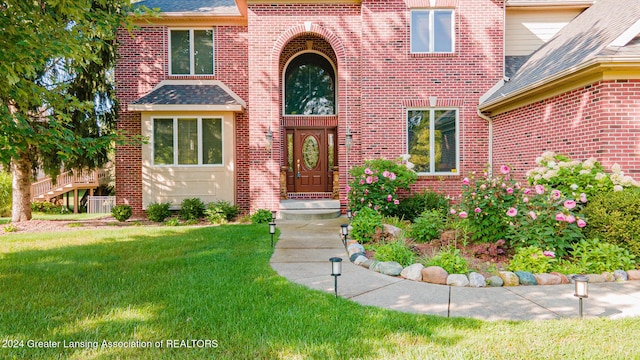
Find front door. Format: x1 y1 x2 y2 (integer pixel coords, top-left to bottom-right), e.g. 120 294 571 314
286 128 335 193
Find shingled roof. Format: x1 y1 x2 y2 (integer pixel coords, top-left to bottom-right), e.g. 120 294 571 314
129 80 246 112
132 0 240 15
482 0 640 107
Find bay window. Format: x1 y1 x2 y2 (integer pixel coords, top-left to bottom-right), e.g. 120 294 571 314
153 117 223 166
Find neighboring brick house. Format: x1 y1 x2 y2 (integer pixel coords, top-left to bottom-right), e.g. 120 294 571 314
114 0 639 216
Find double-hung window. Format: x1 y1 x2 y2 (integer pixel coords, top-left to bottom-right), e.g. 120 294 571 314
153 117 223 166
410 9 454 53
170 29 215 75
407 109 458 174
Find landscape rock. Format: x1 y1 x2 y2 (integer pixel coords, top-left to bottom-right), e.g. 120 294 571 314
515 271 537 285
421 266 448 285
550 272 570 284
627 270 640 281
601 272 615 282
401 263 424 281
350 252 365 262
362 259 377 269
533 273 562 286
447 274 469 287
498 271 520 286
586 274 606 283
383 224 403 238
468 272 486 287
345 240 359 247
353 255 368 266
376 261 404 276
369 261 382 272
347 243 365 257
487 276 504 287
614 270 628 281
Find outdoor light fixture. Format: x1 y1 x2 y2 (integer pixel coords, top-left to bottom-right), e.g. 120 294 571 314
572 274 589 318
346 209 352 221
329 257 342 297
271 210 277 223
269 222 276 248
345 127 353 151
265 126 273 152
340 223 349 246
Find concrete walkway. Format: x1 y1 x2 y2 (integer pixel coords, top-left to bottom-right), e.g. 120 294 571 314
270 217 640 321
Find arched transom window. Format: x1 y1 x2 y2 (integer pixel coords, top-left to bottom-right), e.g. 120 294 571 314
284 53 335 115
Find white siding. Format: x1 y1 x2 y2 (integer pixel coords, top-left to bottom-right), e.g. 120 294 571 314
506 8 584 56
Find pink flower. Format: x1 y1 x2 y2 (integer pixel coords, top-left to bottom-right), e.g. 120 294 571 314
364 189 369 195
360 198 365 203
387 195 393 202
506 187 514 194
374 205 379 211
500 165 510 174
566 215 576 224
345 185 351 192
506 208 517 217
523 188 532 195
393 199 400 205
543 251 556 258
382 170 390 178
450 208 457 215
459 211 468 219
564 200 576 210
364 168 373 175
360 179 365 185
577 219 587 228
523 197 529 203
389 172 396 180
462 177 470 185
480 184 487 190
555 213 566 222
366 176 373 184
535 185 545 195
528 211 537 220
551 190 562 200
373 176 379 183
474 207 482 213
580 193 588 203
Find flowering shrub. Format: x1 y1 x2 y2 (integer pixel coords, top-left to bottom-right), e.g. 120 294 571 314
526 151 639 198
457 165 521 243
347 158 417 216
350 206 383 244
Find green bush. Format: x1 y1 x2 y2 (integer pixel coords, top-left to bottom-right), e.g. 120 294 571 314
393 190 449 222
507 246 555 274
583 189 640 258
147 202 171 223
179 198 205 221
0 171 11 217
350 207 383 244
410 209 445 243
111 204 132 222
31 201 69 214
424 246 468 274
570 238 637 273
164 217 180 226
250 209 273 224
206 201 239 224
374 240 416 267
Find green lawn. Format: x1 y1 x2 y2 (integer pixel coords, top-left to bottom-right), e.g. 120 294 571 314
0 224 639 359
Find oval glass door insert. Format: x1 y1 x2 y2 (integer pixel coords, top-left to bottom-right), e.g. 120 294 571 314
302 135 319 169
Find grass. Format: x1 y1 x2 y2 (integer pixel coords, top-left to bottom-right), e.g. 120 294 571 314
0 225 639 359
1 212 110 224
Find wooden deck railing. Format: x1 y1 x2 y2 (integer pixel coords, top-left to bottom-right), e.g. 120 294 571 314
31 169 107 201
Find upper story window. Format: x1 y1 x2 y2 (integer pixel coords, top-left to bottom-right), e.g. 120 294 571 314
407 108 458 174
411 9 455 53
169 29 214 75
284 53 335 115
153 117 223 166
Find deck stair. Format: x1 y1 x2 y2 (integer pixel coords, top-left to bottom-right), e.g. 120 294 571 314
31 170 108 212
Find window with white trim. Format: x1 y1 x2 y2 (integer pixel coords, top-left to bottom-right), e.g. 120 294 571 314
153 117 223 165
407 109 458 174
410 9 454 53
169 29 215 75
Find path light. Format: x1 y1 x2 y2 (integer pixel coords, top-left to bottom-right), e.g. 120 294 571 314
346 209 352 221
269 222 276 248
572 274 589 318
330 257 342 298
340 223 349 246
271 210 277 223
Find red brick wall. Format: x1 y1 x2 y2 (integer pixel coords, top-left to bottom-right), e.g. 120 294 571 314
115 25 249 215
492 80 640 182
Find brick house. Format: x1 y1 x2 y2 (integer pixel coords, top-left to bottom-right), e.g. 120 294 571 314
115 0 640 216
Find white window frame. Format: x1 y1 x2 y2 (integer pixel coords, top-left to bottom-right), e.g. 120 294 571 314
410 9 455 54
407 108 460 175
152 116 224 166
168 28 215 76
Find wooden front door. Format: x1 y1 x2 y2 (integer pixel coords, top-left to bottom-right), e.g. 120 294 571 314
286 128 336 193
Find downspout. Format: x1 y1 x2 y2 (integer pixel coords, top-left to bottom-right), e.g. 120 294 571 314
477 108 493 177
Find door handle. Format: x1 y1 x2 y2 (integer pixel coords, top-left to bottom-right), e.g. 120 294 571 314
296 159 301 178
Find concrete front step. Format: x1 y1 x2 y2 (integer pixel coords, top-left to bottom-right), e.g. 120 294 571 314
279 199 342 220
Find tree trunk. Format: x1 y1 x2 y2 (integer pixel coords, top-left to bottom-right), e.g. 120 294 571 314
11 155 32 222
